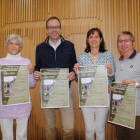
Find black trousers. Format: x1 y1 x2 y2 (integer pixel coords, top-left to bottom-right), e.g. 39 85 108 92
116 116 140 140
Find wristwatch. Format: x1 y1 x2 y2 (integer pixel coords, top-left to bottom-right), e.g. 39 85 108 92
135 82 139 87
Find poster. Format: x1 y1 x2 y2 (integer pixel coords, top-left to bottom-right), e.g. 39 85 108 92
41 68 69 108
108 82 136 129
1 65 29 106
78 65 108 107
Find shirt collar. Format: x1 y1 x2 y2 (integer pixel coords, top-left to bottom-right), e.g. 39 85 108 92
5 53 22 60
45 35 65 45
49 39 61 47
119 50 137 60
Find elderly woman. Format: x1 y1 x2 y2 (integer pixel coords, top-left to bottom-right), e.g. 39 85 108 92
0 34 36 140
74 28 115 140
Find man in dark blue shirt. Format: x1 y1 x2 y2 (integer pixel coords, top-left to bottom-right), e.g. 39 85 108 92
34 17 77 140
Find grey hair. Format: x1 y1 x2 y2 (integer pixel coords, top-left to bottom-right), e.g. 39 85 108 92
5 34 23 48
117 31 135 42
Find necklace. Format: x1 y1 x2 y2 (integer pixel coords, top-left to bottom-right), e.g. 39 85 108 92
90 52 99 58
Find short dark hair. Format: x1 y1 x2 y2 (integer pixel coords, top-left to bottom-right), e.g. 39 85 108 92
117 31 135 42
46 17 61 28
85 28 107 53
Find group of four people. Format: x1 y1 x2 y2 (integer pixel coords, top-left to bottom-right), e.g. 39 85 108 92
0 16 139 140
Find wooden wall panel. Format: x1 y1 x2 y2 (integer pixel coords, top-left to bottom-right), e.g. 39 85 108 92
0 0 140 139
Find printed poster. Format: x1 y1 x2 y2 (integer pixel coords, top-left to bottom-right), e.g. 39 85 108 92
1 65 29 106
78 65 108 107
41 68 69 108
108 82 136 129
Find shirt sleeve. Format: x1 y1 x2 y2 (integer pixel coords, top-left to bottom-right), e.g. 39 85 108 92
69 44 77 72
28 59 36 88
106 52 115 84
34 45 41 72
78 53 84 66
